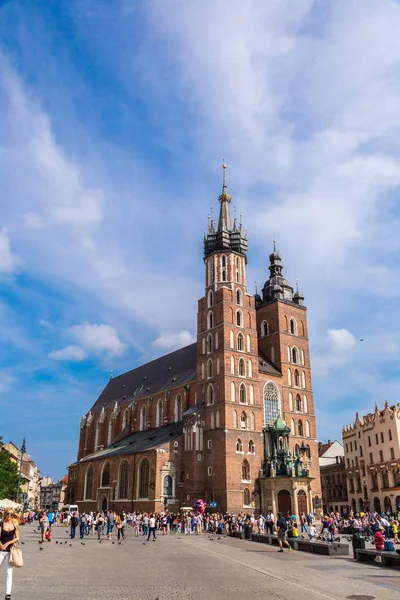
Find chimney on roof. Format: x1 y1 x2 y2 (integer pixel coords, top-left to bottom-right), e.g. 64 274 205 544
328 439 331 445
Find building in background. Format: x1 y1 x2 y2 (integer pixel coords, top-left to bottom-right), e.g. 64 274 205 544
68 168 322 516
343 402 400 515
318 440 348 514
20 454 40 509
40 476 68 510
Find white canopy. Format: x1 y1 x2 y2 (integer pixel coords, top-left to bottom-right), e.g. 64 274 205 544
0 499 22 509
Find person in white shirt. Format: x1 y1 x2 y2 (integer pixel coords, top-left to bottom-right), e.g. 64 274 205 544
308 525 318 541
147 514 157 541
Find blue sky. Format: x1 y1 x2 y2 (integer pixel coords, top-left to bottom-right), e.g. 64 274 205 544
1 0 400 479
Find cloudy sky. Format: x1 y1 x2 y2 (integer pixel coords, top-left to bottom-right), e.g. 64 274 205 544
1 0 400 478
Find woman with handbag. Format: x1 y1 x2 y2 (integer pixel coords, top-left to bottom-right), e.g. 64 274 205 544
0 507 20 599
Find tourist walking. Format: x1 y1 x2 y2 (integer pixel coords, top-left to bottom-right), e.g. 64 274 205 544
0 508 20 600
147 514 157 541
70 512 79 539
276 512 292 553
39 511 49 542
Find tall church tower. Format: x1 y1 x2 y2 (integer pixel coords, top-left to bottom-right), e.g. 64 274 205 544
195 165 263 512
255 247 321 501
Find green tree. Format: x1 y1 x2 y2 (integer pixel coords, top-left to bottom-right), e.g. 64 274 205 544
0 451 20 500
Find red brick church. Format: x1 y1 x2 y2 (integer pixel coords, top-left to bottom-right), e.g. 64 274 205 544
67 166 322 515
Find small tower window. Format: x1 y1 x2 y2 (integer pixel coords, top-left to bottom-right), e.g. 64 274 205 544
296 394 302 412
239 384 246 404
236 438 243 452
294 369 300 387
242 459 250 481
236 310 242 327
292 347 298 364
207 359 213 378
261 320 269 337
207 289 213 308
240 411 247 429
237 332 244 351
221 255 227 282
207 384 214 406
290 318 297 335
236 257 241 283
207 311 213 329
236 289 242 305
238 358 245 377
249 440 255 453
298 420 304 437
207 334 213 353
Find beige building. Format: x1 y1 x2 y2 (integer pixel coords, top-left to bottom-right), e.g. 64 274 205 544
318 440 348 514
342 402 400 515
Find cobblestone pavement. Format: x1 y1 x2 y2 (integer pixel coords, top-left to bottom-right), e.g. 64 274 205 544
3 525 399 600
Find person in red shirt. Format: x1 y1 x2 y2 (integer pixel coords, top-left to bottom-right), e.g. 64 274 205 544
374 527 385 551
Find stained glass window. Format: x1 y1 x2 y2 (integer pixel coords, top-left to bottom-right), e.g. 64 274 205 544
263 382 279 425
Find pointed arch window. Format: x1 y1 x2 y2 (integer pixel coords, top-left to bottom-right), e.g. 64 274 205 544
85 465 93 499
298 420 304 437
207 311 213 329
207 289 213 308
292 347 298 364
239 383 246 404
207 383 214 405
294 369 300 387
174 395 182 422
296 394 302 412
302 371 306 388
236 438 243 452
207 359 213 378
242 459 250 481
263 382 280 425
236 257 241 283
156 400 163 427
240 411 247 429
290 318 297 335
303 395 308 414
236 310 243 327
301 350 305 366
261 320 269 337
207 333 213 353
119 461 128 499
237 332 244 351
138 458 150 498
238 358 245 377
249 440 255 453
305 420 310 438
233 409 238 428
236 288 242 305
221 255 227 281
140 405 146 431
231 382 236 403
101 462 110 487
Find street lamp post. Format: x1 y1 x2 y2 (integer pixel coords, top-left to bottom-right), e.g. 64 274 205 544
16 438 26 504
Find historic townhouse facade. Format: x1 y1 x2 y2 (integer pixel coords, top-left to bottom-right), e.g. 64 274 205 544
343 402 400 515
68 167 321 515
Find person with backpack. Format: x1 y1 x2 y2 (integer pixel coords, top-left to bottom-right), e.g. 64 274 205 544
276 512 292 553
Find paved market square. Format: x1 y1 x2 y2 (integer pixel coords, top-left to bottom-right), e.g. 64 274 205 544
6 524 400 600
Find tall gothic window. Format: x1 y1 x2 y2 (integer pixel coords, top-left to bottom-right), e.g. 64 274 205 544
140 405 146 431
85 465 93 500
174 395 182 422
263 382 279 425
237 332 244 351
239 383 246 404
243 488 251 506
221 255 227 281
138 459 150 498
298 420 304 436
290 318 297 335
119 461 128 499
207 359 213 378
261 320 269 336
236 438 243 452
240 411 247 429
296 394 302 412
207 334 213 353
236 310 242 327
101 462 110 487
156 400 163 427
238 358 245 377
242 460 250 481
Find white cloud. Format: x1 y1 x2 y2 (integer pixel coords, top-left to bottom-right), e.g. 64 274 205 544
327 329 357 353
68 323 127 356
0 229 20 273
49 345 87 362
152 330 195 351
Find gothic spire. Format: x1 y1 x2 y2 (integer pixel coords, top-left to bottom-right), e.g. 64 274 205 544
217 163 232 232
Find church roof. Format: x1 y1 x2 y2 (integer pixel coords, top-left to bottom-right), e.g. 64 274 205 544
91 343 198 414
90 343 281 416
80 422 183 463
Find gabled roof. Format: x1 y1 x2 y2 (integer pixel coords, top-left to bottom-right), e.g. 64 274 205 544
89 342 282 416
91 344 197 414
80 422 183 462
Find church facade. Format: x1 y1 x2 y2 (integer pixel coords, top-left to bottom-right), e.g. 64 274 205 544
67 167 322 516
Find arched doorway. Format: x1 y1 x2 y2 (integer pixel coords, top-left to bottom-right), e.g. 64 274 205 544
373 497 381 514
278 489 292 516
297 489 307 515
384 496 392 514
101 497 108 513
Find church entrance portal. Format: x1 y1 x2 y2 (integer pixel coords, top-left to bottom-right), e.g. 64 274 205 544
101 497 108 512
297 489 307 515
278 489 292 516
